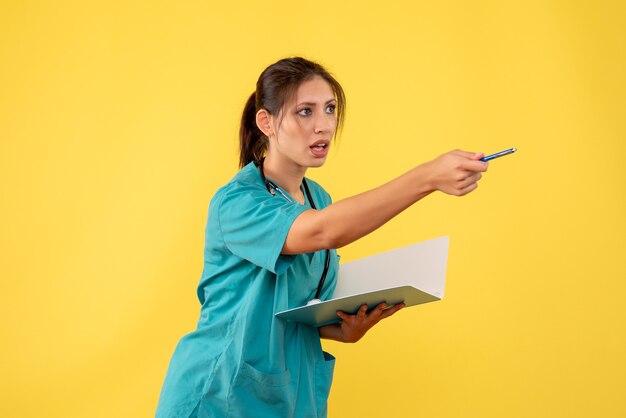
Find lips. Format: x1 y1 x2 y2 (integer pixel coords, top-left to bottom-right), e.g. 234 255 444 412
310 140 330 158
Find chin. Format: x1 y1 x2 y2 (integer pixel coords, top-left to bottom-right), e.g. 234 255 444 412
307 158 327 168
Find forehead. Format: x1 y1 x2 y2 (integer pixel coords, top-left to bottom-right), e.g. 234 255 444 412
291 76 335 104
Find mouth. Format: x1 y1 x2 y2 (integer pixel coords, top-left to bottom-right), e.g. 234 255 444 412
309 140 330 158
309 140 330 153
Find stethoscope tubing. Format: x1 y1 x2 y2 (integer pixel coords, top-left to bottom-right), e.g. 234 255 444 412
257 159 331 301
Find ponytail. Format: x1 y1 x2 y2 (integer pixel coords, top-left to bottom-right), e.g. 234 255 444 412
239 92 267 168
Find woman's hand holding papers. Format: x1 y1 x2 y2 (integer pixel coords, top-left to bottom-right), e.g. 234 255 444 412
318 302 405 343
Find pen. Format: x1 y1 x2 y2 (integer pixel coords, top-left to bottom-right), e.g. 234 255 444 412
481 148 517 162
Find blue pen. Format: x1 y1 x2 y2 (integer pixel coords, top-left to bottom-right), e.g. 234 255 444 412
481 148 517 162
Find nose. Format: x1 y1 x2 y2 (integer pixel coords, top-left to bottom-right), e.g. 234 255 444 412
314 113 335 135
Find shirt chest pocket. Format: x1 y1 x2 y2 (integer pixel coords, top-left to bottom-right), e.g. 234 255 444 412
227 362 295 417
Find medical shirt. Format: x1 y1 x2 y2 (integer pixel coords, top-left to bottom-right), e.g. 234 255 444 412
156 162 340 418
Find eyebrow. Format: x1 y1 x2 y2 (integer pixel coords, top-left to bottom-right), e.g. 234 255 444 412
296 99 337 107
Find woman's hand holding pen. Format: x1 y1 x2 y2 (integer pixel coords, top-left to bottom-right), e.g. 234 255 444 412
319 302 405 343
424 150 489 196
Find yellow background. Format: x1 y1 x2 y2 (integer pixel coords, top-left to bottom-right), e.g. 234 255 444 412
1 1 625 417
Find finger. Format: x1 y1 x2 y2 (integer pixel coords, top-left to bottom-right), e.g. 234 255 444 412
459 159 489 172
459 172 482 189
457 181 478 196
450 149 477 158
450 150 486 161
357 304 368 319
336 311 349 321
363 303 388 320
379 303 405 320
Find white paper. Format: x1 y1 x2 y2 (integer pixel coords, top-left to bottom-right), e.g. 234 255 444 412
275 236 449 327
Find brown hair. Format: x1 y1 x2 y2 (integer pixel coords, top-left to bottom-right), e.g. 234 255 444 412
239 57 346 168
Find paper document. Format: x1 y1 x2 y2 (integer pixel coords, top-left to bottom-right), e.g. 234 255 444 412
275 236 449 327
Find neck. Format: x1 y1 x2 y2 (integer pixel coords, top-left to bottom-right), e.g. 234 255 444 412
262 154 307 200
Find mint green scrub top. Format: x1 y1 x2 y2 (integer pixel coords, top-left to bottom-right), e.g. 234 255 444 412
156 162 339 418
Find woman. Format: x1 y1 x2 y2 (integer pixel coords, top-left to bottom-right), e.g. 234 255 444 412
156 57 488 418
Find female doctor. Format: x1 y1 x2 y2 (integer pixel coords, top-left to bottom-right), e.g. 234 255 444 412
156 57 488 418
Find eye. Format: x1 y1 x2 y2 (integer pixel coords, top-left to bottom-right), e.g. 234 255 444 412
297 108 312 116
325 104 336 114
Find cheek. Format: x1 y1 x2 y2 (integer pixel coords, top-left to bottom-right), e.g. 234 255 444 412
291 117 313 133
281 115 303 132
286 119 312 138
277 121 308 147
326 113 338 130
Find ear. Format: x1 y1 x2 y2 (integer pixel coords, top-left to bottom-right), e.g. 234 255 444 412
256 109 273 137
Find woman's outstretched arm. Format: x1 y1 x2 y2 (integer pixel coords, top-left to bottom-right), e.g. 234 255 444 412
282 150 489 254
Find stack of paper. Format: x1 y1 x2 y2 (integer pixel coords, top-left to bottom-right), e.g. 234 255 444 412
275 236 449 326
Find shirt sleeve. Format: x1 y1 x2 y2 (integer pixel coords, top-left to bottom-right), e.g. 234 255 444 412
217 181 309 274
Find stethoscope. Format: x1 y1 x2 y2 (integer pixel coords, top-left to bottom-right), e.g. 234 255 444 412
257 159 330 306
